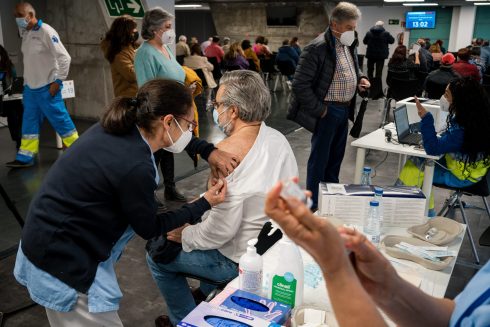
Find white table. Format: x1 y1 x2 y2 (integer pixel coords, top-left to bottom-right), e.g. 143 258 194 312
227 222 465 326
351 123 441 215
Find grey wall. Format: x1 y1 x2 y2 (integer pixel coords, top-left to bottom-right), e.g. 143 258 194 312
0 0 47 76
210 3 328 52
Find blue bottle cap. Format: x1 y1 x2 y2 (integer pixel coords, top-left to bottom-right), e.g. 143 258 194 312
363 167 371 172
374 187 383 195
370 200 379 206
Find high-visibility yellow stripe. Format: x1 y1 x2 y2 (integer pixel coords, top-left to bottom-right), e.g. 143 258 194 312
399 159 435 210
20 138 40 155
62 132 79 147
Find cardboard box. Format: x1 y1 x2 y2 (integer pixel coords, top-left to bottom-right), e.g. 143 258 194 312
178 301 280 327
318 183 427 227
211 287 291 325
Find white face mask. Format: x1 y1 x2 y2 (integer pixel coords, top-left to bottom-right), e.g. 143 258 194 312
164 118 192 153
332 29 356 47
161 29 176 45
440 95 450 112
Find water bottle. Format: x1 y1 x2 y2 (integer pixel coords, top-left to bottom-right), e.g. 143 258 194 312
364 201 381 247
373 187 384 226
360 167 372 185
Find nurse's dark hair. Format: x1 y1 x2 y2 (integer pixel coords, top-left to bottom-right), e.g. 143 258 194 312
101 79 192 135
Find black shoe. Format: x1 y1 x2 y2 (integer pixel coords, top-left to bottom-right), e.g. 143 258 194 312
154 315 173 327
5 160 34 168
155 192 168 213
164 187 187 202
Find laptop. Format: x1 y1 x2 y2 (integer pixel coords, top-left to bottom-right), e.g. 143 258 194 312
394 105 422 145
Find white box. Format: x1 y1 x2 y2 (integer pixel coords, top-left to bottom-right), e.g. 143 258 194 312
318 183 427 227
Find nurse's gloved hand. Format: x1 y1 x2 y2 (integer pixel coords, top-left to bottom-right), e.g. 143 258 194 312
204 178 227 207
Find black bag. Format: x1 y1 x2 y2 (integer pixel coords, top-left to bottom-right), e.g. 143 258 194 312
146 236 182 264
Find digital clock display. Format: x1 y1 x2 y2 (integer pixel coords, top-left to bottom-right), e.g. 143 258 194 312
406 11 436 29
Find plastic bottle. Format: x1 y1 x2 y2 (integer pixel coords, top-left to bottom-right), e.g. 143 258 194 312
364 201 381 247
373 187 384 226
361 167 372 185
268 222 304 308
239 238 263 295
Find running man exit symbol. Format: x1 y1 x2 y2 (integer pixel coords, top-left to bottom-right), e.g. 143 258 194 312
104 0 144 18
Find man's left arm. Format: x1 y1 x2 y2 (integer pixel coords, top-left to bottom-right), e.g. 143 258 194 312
46 29 71 83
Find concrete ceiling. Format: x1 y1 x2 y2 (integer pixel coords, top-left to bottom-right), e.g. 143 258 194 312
175 0 485 6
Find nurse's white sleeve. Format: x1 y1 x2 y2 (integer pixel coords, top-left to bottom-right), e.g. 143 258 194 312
45 29 71 81
181 198 244 252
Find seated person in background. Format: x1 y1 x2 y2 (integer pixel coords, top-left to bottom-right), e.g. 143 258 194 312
290 36 302 56
184 44 217 109
222 42 249 70
147 70 298 326
398 77 490 216
469 46 485 80
265 183 490 327
452 48 481 82
435 39 447 54
429 43 443 64
241 39 261 72
204 36 225 64
175 35 190 65
416 38 433 72
253 35 271 58
424 53 460 99
222 36 231 54
388 45 420 80
276 39 299 81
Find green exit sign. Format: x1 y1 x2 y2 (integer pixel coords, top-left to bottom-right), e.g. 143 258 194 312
389 19 400 25
104 0 145 18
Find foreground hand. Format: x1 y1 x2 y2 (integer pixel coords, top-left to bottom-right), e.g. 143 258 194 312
358 78 371 92
167 223 190 243
208 149 239 178
414 96 428 118
264 182 348 274
203 178 227 206
338 227 398 304
49 82 60 96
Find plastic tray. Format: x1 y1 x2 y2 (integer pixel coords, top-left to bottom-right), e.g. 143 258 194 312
382 235 454 270
407 217 464 245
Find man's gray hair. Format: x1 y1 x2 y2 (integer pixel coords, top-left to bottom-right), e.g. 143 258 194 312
330 2 361 23
141 7 174 40
219 70 271 122
179 35 187 42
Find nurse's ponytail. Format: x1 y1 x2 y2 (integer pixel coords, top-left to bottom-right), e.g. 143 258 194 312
101 79 192 135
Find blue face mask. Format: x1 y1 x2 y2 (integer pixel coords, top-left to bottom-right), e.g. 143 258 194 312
16 17 29 29
213 107 232 134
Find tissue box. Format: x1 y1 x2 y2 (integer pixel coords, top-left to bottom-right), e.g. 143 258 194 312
211 287 292 325
178 301 280 327
318 183 427 227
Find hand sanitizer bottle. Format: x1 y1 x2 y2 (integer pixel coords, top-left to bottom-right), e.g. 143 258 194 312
268 222 304 308
239 238 263 295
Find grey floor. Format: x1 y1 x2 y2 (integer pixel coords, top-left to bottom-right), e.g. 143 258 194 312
0 78 489 326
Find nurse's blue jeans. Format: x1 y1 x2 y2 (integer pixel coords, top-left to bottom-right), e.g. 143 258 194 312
146 249 238 325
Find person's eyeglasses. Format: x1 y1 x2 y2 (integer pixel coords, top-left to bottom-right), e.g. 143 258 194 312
175 116 198 132
211 100 225 111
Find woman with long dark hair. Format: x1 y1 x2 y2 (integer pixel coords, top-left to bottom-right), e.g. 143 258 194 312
101 15 139 97
13 79 230 325
388 44 420 79
398 77 490 215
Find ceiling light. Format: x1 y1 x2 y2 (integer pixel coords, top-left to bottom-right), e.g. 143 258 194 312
175 4 203 8
403 3 439 6
384 0 424 2
474 2 490 4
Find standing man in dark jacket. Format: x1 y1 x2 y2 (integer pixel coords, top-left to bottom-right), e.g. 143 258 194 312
287 2 370 210
363 21 395 82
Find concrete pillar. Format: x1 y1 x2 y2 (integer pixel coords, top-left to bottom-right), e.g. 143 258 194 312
448 6 476 53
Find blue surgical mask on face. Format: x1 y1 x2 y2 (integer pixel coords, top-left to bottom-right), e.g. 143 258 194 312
16 17 29 29
213 107 232 134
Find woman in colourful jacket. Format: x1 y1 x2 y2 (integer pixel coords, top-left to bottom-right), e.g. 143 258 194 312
398 77 490 215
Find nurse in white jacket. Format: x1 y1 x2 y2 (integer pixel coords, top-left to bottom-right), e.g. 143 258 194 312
147 70 298 326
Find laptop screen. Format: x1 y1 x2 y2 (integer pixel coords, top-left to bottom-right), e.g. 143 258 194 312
394 105 410 138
